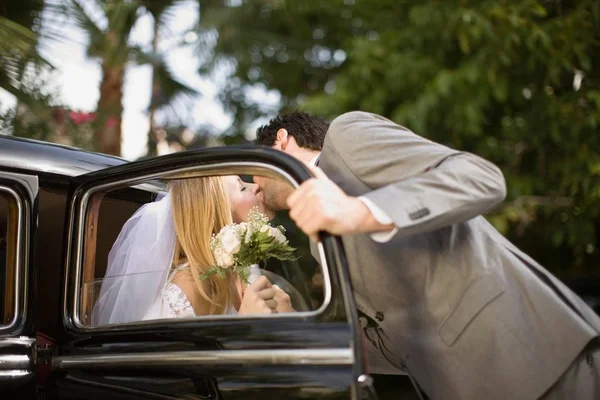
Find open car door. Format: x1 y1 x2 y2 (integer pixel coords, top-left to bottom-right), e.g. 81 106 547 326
43 146 378 400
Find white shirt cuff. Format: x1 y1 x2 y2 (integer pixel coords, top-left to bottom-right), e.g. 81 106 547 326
358 197 398 243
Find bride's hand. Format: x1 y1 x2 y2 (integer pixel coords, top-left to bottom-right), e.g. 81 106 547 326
238 276 278 315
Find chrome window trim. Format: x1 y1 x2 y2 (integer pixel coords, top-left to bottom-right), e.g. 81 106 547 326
0 337 35 377
0 186 25 333
0 355 30 369
0 337 35 347
0 370 30 378
67 161 333 331
52 348 354 369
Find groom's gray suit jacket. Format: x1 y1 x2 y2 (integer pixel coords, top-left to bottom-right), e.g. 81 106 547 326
317 111 600 400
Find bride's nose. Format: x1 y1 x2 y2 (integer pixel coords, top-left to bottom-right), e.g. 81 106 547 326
249 183 260 195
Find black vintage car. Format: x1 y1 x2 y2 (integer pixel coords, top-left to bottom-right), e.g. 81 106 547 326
0 135 426 400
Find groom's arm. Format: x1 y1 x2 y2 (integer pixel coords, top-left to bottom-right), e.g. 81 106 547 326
288 111 506 241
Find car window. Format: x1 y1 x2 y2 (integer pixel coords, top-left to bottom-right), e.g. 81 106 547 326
76 171 327 329
0 188 20 328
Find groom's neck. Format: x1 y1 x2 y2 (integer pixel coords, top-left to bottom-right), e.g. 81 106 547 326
291 148 320 164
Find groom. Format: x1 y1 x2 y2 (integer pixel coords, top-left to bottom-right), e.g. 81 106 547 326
253 111 600 400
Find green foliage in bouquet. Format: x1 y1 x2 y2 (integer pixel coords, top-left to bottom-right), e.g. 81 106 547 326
200 207 298 284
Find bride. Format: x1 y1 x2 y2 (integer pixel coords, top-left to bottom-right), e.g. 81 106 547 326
92 175 294 325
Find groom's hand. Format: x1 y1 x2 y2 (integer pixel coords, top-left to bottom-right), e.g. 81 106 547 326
287 164 394 242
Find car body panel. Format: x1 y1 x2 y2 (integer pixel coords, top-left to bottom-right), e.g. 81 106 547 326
0 135 377 400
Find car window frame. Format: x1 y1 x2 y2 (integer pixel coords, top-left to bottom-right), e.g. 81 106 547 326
66 161 333 332
0 185 26 333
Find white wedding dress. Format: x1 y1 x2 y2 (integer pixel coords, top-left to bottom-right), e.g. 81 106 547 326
145 282 197 319
143 264 237 320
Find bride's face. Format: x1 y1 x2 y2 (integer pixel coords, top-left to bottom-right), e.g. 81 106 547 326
224 176 275 223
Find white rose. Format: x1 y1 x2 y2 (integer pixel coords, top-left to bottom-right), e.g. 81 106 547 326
216 252 234 268
241 222 254 243
261 225 286 244
270 227 287 244
212 247 227 268
220 226 241 254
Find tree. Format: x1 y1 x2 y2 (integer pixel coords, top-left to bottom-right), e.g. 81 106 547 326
0 68 96 150
0 0 54 109
69 0 197 156
68 0 138 156
0 0 45 98
140 0 199 157
0 0 94 147
200 0 600 277
196 0 354 138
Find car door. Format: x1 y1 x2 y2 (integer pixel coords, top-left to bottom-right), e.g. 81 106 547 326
0 172 38 399
44 146 377 400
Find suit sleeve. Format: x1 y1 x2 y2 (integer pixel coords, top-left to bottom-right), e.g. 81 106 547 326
324 111 506 239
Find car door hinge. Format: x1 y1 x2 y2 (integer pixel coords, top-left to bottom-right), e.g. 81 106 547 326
35 343 55 365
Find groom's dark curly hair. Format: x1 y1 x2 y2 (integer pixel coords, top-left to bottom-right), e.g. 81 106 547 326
255 111 329 151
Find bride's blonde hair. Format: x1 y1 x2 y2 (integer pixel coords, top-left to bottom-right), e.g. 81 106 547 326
168 176 233 315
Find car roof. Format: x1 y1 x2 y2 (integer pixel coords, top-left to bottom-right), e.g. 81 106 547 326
0 135 127 178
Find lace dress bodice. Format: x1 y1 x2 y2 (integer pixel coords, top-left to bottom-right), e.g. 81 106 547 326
161 283 196 318
143 264 237 320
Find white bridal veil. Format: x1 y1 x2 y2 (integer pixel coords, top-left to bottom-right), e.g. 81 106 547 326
92 193 176 325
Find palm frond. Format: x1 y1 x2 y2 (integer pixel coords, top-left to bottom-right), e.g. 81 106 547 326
105 0 143 38
67 0 105 58
140 0 191 19
68 0 104 36
0 64 54 109
68 0 141 64
1 0 45 31
132 47 199 109
0 14 54 98
0 15 38 55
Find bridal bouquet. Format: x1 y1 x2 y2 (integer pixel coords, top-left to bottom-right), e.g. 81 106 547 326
200 207 298 284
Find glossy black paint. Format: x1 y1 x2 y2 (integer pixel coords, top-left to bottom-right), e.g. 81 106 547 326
0 135 125 180
0 136 378 400
68 144 315 186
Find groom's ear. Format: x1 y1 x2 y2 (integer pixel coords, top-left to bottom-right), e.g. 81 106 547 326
274 128 289 150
